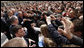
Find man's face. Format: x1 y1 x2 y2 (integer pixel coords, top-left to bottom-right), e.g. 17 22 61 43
8 11 13 16
18 13 23 17
16 28 25 37
15 19 19 24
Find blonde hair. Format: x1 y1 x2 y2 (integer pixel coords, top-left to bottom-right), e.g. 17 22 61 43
62 44 80 47
2 37 27 47
40 24 51 38
40 24 57 47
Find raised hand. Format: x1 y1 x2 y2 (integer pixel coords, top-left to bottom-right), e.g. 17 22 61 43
61 17 73 32
45 16 51 25
58 17 74 39
50 15 56 20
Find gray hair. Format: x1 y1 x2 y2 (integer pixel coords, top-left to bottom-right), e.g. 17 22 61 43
9 16 18 24
7 10 12 13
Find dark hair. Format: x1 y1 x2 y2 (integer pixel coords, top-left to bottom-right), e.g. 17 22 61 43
73 18 83 33
38 21 45 27
42 13 47 16
11 25 22 35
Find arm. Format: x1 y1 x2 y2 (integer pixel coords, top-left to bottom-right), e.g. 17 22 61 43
58 28 83 46
48 24 69 45
33 27 40 32
58 17 83 46
46 17 69 45
69 35 83 46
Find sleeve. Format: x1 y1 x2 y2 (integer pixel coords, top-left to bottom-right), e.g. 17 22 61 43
51 20 58 30
55 20 63 26
69 35 83 46
48 24 69 45
33 27 40 32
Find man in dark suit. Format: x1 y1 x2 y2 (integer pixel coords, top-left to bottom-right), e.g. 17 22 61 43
11 25 36 47
22 20 39 47
1 11 12 40
9 16 19 38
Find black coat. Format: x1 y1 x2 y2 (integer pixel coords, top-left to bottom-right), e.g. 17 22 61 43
22 21 38 47
51 19 63 30
69 35 83 46
1 19 7 32
1 17 12 40
18 17 23 25
48 24 69 46
22 21 38 43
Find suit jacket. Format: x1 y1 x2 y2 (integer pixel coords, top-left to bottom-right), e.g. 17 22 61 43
1 18 7 32
22 21 38 46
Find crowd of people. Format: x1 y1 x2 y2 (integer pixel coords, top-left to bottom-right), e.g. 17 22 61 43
1 1 83 47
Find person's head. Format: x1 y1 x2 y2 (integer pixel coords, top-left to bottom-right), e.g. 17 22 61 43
44 38 57 47
18 11 23 17
10 16 19 25
7 10 13 17
31 22 36 27
40 24 51 38
23 12 28 17
3 37 27 47
11 25 25 37
38 21 45 27
40 24 57 47
77 8 83 17
33 16 39 20
71 18 83 38
68 9 76 18
11 8 16 14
